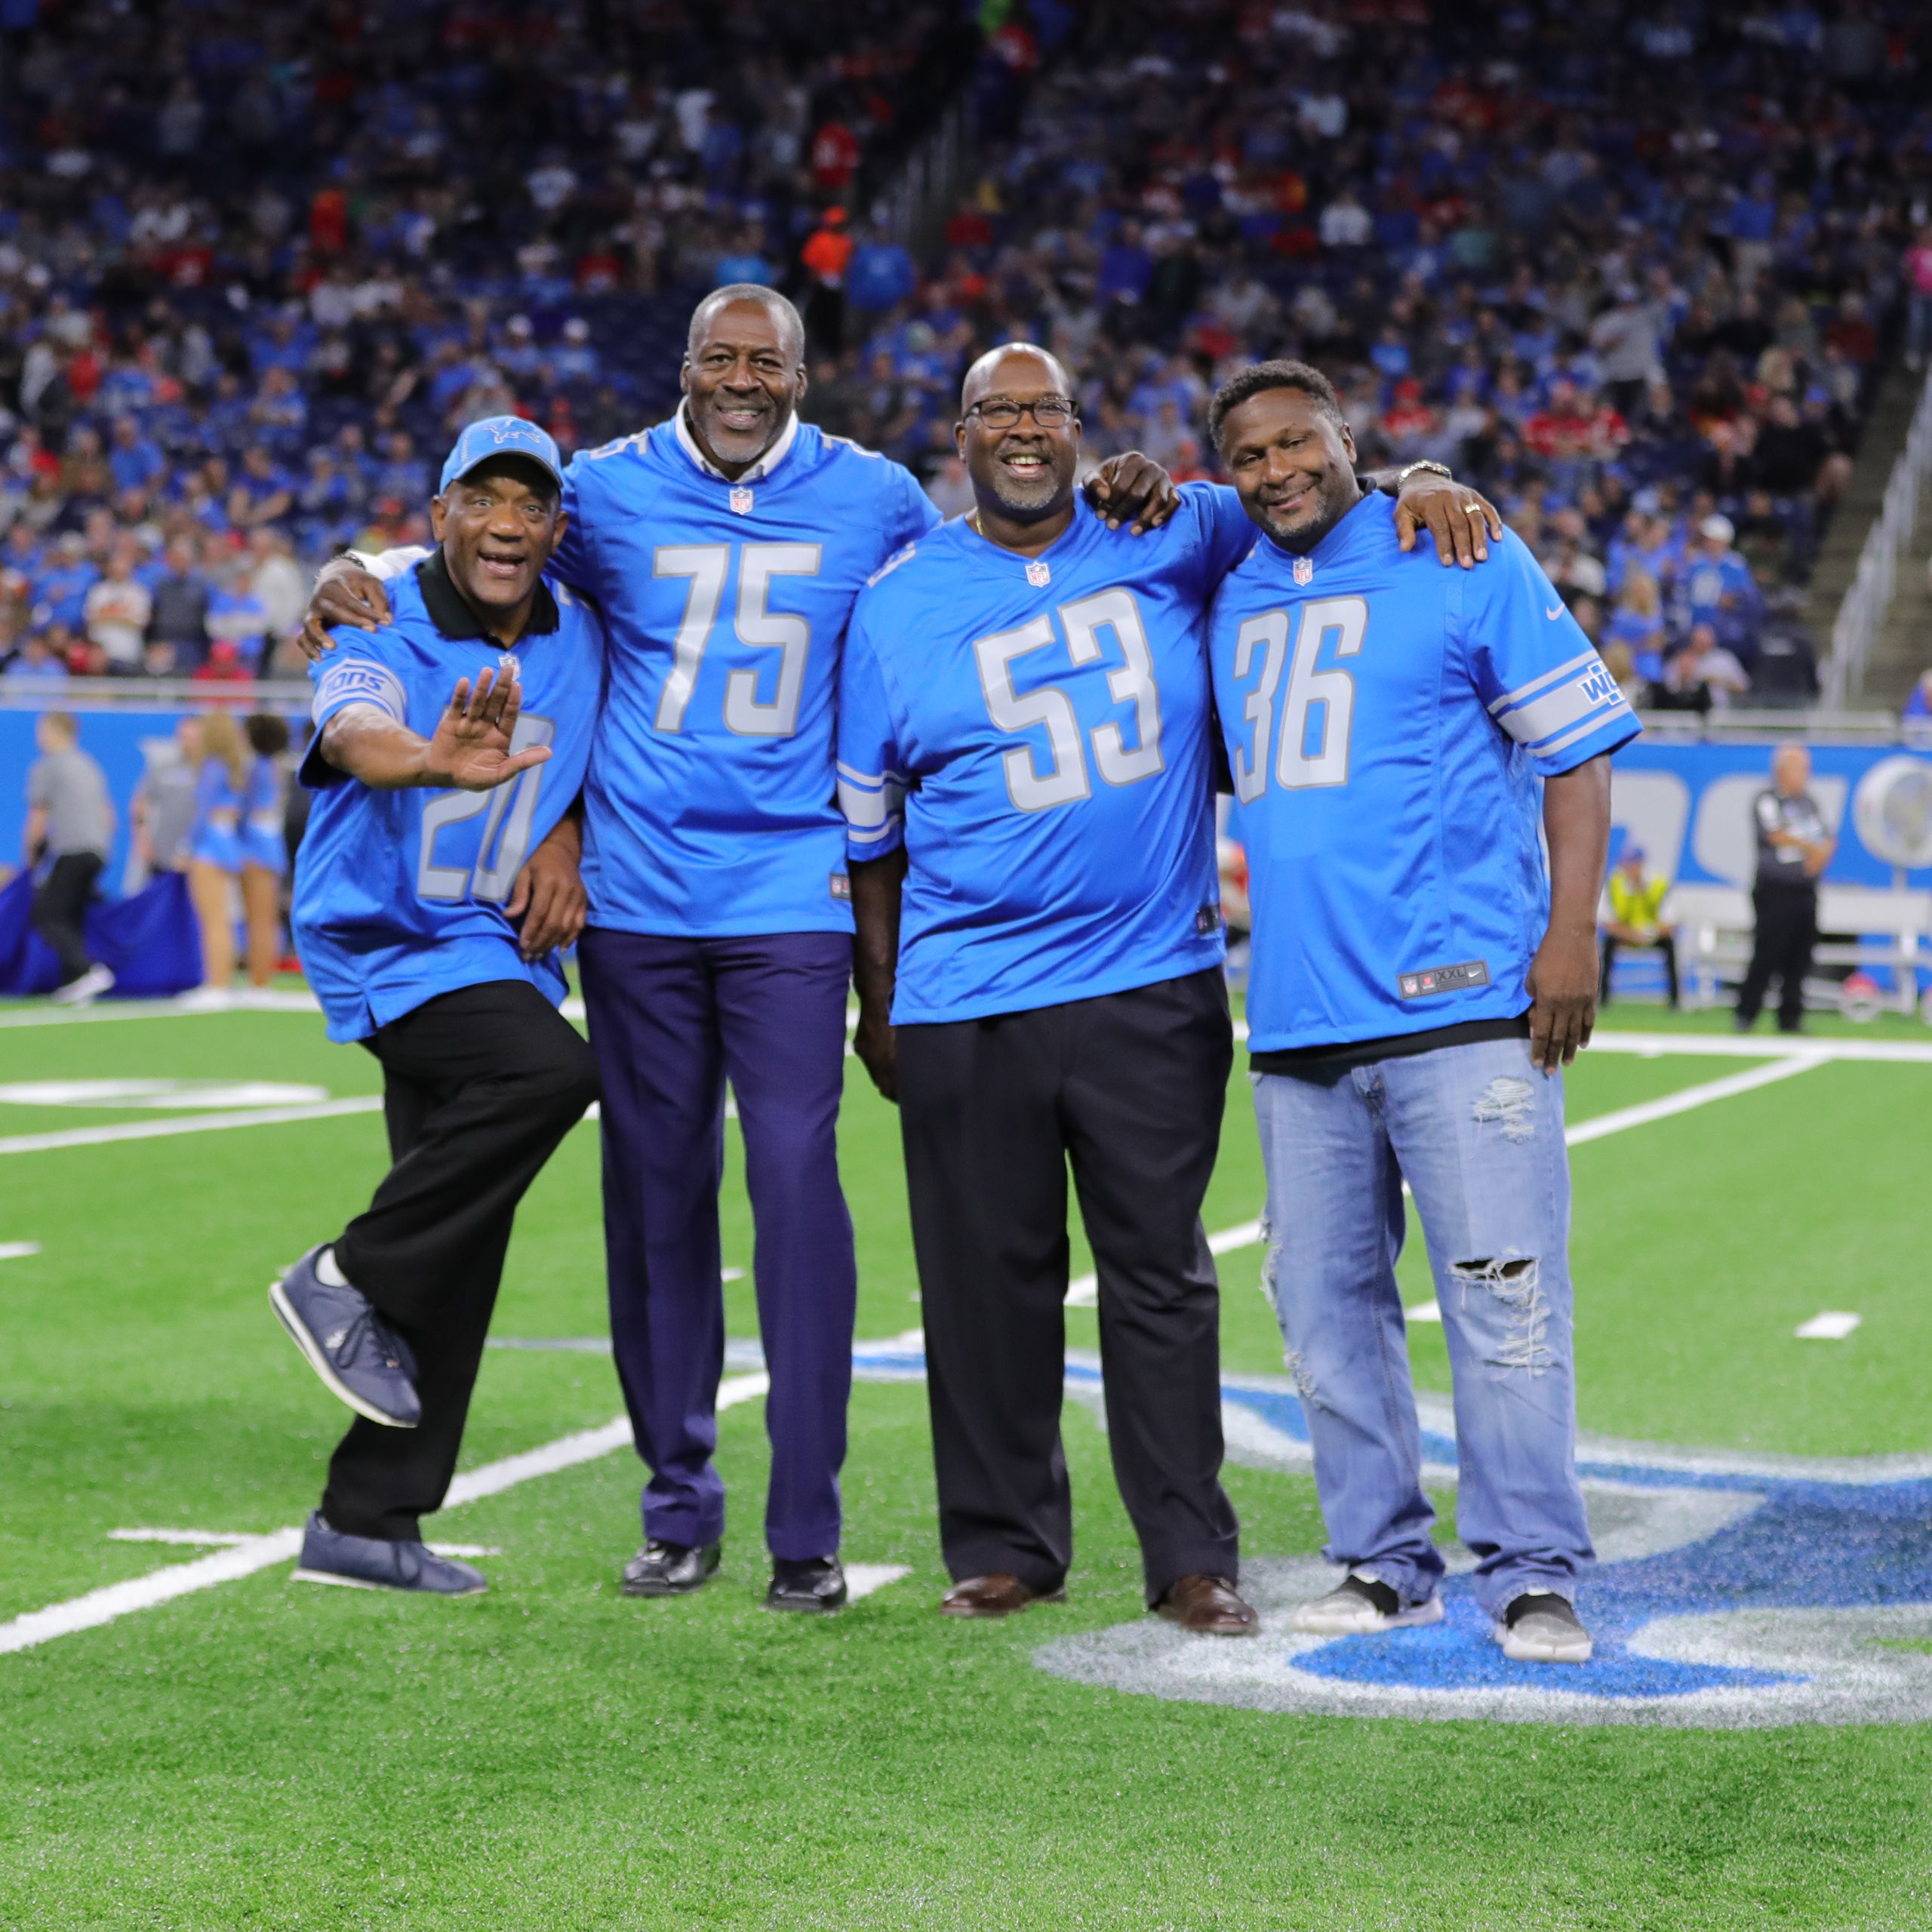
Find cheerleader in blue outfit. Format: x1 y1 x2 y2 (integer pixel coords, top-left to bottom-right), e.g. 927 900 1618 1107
241 714 291 988
186 709 248 993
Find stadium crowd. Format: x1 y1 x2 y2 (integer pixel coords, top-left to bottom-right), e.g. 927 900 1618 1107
0 0 972 676
1 1 1930 713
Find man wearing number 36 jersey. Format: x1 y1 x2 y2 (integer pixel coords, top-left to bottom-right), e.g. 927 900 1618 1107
274 417 602 1598
1206 361 1639 1666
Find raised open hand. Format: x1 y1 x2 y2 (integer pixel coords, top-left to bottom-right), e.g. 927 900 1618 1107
422 665 551 792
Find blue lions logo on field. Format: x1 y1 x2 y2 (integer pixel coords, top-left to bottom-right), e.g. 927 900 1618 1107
847 1343 1932 1728
1044 1366 1932 1729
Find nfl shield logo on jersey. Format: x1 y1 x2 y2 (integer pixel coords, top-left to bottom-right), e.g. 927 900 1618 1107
1026 561 1051 588
1293 556 1314 586
729 487 755 515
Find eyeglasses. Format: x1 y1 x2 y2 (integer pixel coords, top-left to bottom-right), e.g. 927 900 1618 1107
964 396 1078 429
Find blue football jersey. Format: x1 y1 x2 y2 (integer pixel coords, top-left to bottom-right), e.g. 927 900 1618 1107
294 554 604 1043
1211 494 1639 1054
555 413 940 937
838 484 1257 1025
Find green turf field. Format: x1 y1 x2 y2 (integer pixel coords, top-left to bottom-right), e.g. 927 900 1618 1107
2 997 1930 1930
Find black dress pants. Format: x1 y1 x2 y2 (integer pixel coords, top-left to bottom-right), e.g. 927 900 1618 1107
325 979 599 1540
32 851 103 985
896 968 1239 1603
1737 881 1817 1032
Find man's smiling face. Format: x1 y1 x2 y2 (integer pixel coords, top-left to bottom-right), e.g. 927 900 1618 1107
680 297 807 472
955 346 1081 525
431 456 566 626
1219 385 1360 552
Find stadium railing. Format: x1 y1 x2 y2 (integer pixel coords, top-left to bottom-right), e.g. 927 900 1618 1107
0 678 311 715
1823 367 1932 709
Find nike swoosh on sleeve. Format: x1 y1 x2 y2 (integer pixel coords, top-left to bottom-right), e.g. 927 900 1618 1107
1546 603 1564 620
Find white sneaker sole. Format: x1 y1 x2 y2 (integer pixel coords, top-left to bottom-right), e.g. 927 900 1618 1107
291 1567 485 1598
1294 1594 1445 1636
268 1277 417 1429
1494 1623 1594 1663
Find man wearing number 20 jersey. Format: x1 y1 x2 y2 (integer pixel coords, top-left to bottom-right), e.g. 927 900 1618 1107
275 417 603 1598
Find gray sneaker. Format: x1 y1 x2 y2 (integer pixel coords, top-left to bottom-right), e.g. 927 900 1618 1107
1292 1570 1444 1635
1495 1591 1593 1663
292 1514 486 1596
269 1245 421 1429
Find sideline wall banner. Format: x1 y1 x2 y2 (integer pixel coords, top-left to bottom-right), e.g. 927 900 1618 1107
1609 743 1932 889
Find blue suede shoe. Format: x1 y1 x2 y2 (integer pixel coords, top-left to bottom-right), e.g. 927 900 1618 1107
291 1514 487 1596
269 1244 421 1429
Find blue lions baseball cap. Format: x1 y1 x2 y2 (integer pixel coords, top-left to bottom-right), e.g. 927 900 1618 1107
438 415 565 495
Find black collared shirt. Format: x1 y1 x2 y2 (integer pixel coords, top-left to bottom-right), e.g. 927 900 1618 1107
414 545 560 645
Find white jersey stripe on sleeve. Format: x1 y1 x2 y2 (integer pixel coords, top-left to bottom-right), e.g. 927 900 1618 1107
836 766 906 833
1532 706 1635 761
1495 657 1627 748
313 657 407 724
1487 648 1599 718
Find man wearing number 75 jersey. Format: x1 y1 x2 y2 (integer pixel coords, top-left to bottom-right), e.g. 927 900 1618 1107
272 417 601 1597
1205 362 1640 1663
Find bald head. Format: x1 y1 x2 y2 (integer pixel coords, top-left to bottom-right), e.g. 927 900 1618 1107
960 343 1072 414
1773 744 1810 796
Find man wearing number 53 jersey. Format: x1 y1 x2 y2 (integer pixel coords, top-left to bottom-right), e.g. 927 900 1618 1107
839 345 1502 1633
1206 362 1639 1664
272 417 601 1597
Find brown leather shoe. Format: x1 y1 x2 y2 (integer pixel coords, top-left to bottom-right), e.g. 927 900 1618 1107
1155 1574 1260 1635
939 1573 1068 1618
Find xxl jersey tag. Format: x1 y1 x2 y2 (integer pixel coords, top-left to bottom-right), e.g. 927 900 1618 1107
1398 958 1490 999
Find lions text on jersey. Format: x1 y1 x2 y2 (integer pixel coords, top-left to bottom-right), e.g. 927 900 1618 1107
1210 492 1640 1054
838 484 1257 1024
559 411 940 937
294 551 603 1042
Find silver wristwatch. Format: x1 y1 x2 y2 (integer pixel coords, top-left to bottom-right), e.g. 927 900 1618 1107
1395 459 1453 488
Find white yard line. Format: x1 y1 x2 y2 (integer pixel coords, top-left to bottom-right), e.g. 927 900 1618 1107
1587 1029 1932 1066
1562 1051 1826 1146
1066 1054 1829 1306
108 1527 255 1547
0 1374 771 1657
0 1097 383 1157
0 1242 40 1261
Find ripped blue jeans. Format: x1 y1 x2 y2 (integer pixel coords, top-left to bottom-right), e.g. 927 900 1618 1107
1251 1034 1593 1617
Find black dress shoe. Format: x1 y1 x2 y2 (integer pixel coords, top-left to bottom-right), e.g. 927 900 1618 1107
620 1538 721 1597
764 1555 848 1613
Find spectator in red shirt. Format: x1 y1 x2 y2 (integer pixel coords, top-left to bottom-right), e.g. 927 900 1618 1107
810 121 860 194
1824 291 1878 371
1524 380 1627 464
309 187 349 256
